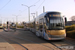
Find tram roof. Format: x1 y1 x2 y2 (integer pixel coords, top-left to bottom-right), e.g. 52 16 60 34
36 11 60 18
26 11 61 23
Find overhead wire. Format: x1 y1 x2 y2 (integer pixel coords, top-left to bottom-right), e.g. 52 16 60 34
0 0 11 11
34 0 45 12
32 0 40 5
19 0 40 15
18 9 27 15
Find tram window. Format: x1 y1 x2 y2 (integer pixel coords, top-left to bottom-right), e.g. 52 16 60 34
45 16 49 23
47 17 49 23
39 25 43 29
39 25 43 31
44 16 50 29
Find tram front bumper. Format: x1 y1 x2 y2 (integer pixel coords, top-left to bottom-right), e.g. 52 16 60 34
48 37 65 40
47 34 66 40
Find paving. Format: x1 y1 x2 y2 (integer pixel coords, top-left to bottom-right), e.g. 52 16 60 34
0 29 75 50
0 37 15 50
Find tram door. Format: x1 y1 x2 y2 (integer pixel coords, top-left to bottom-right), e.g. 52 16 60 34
39 18 44 37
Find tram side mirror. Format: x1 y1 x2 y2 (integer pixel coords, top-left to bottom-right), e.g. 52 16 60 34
65 17 67 23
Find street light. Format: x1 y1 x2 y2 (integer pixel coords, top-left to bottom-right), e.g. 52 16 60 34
12 15 21 28
22 4 35 22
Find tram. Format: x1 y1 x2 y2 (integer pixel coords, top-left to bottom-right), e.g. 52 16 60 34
27 11 67 40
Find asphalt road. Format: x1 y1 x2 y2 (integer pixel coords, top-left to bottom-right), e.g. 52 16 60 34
0 29 75 50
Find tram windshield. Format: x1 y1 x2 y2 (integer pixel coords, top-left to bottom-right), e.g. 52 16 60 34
50 17 65 30
46 17 65 30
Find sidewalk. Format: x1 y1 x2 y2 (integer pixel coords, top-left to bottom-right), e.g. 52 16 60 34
0 37 15 50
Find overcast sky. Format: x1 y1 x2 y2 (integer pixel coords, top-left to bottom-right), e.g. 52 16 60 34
0 0 75 23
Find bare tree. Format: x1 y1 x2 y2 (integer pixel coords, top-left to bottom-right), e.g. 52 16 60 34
70 16 75 21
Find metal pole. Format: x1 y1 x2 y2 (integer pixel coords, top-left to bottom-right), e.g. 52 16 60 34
31 13 35 19
36 11 38 17
28 7 30 22
43 6 45 12
16 16 17 28
12 18 14 22
22 4 35 22
31 13 35 28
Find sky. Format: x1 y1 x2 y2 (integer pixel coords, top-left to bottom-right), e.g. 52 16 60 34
0 0 75 23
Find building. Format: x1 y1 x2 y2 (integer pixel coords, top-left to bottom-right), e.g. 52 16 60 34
65 21 75 26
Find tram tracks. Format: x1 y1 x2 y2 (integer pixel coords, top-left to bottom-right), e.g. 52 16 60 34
0 34 28 50
0 33 60 50
0 30 74 50
29 29 75 50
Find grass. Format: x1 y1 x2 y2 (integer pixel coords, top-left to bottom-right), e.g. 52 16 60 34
65 25 75 39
